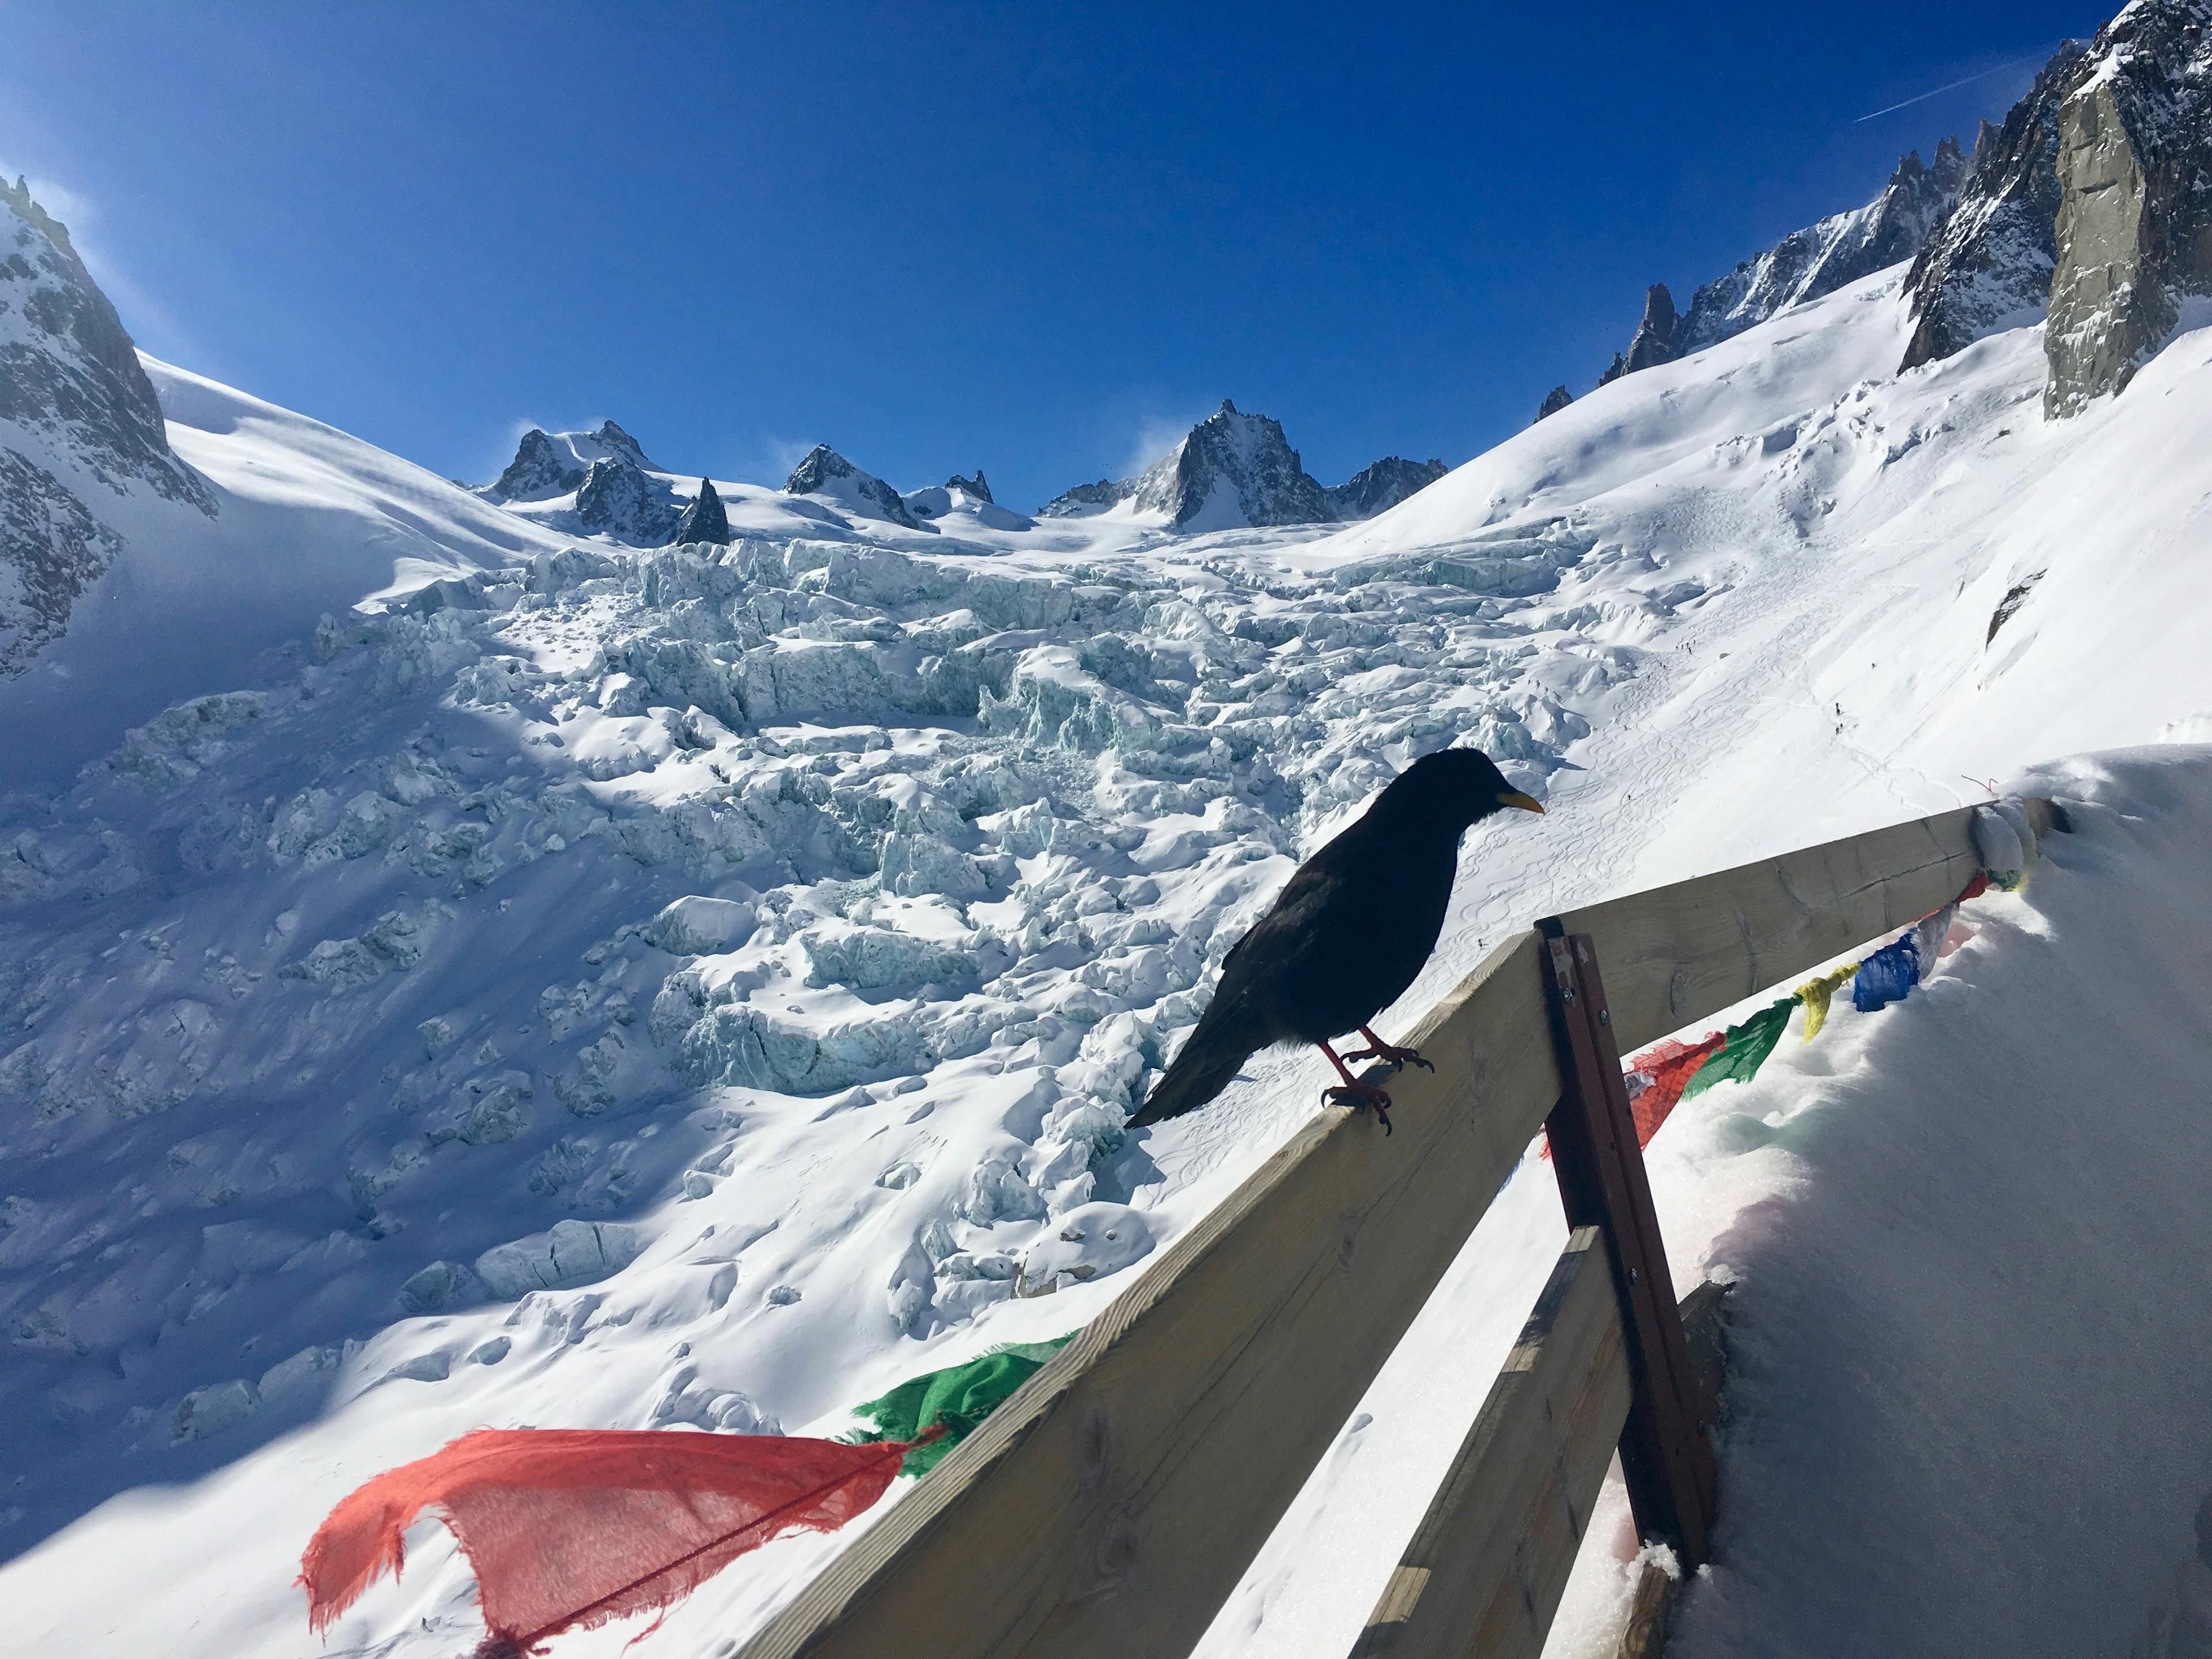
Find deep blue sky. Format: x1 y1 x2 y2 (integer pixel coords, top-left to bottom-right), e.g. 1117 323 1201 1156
5 2 2103 511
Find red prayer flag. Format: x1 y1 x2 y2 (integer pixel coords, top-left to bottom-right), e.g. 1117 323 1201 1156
1624 1032 1726 1146
301 1426 933 1654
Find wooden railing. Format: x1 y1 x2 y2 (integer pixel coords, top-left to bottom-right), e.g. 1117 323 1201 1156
738 798 2058 1659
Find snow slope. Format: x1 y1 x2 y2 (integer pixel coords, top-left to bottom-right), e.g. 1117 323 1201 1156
0 359 573 791
2 254 2211 1659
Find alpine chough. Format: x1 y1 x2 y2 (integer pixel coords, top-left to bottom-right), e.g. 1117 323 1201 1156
1128 748 1543 1134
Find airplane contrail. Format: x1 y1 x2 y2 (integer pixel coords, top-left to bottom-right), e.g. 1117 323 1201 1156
1855 50 2053 122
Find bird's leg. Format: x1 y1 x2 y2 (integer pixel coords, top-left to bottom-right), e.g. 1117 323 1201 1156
1339 1025 1434 1074
1316 1043 1393 1135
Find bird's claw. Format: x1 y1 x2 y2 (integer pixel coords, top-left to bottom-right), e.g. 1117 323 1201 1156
1323 1081 1394 1135
1341 1042 1433 1075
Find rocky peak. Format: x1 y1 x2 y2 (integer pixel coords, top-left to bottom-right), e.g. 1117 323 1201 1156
784 445 920 529
1535 385 1574 422
672 476 731 545
2043 0 2212 414
1599 285 1680 385
575 454 680 544
592 420 654 469
945 471 992 503
1900 43 2088 370
1 175 212 675
1663 139 1969 362
491 430 582 502
1043 400 1335 530
1324 456 1448 520
487 421 661 503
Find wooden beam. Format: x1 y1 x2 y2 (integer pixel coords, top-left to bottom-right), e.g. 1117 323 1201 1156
740 931 1564 1659
1540 932 1716 1563
1346 1227 1630 1659
1552 800 2055 1054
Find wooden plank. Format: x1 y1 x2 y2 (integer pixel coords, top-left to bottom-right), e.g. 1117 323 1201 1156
1613 1560 1677 1659
1552 804 1987 1054
741 931 1565 1659
1541 933 1715 1563
1346 1227 1630 1659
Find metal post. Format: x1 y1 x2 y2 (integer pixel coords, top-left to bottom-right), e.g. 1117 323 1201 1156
1536 923 1718 1566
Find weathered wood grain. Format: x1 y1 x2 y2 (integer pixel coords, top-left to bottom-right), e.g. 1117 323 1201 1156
740 931 1565 1659
1346 1227 1631 1659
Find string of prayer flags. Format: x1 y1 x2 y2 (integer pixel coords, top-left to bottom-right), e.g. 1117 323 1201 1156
302 1339 1074 1654
1603 818 2032 1148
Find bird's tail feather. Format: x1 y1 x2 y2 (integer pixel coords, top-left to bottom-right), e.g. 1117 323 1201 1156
1128 1007 1266 1128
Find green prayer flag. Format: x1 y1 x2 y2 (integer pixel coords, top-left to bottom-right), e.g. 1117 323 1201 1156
848 1338 1073 1475
1680 995 1799 1101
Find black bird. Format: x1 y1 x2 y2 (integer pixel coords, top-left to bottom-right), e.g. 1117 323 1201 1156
1127 748 1544 1134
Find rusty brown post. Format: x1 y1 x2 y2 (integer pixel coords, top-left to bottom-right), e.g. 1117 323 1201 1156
1536 923 1718 1566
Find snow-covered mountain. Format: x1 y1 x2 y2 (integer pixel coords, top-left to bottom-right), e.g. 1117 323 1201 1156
1679 139 1971 355
1903 3 2212 411
6 6 2212 1656
1592 141 1969 389
1323 455 1447 520
783 444 922 530
1041 400 1440 529
482 422 661 503
0 174 212 676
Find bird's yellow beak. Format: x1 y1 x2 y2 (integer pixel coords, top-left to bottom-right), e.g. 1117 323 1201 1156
1501 791 1546 815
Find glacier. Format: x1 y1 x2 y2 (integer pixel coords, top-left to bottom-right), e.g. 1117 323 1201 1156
4 167 2212 1659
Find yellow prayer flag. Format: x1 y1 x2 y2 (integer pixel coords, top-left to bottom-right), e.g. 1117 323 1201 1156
1796 961 1860 1042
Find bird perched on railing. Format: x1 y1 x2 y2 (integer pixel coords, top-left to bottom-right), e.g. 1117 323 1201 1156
1128 747 1544 1134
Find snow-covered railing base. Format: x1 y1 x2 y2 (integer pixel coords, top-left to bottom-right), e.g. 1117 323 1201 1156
737 797 2057 1659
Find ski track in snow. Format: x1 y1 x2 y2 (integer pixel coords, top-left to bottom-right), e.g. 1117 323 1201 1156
2 265 2212 1658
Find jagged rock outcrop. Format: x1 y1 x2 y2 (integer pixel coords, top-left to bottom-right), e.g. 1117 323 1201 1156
672 477 730 545
784 445 920 529
486 421 658 502
1624 284 1680 372
1324 456 1447 519
1042 400 1335 529
1535 385 1574 422
0 174 213 675
1599 286 1680 385
1682 140 1971 354
2044 0 2212 415
575 454 680 544
1901 45 2088 370
946 471 991 503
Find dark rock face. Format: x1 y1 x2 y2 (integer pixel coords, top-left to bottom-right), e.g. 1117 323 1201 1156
1041 400 1335 529
1536 385 1574 422
492 430 585 501
1682 141 1970 355
575 456 680 543
1599 287 1680 386
784 445 921 529
2044 0 2212 415
1324 456 1447 520
0 175 212 675
672 476 731 544
946 471 992 503
1901 44 2088 371
487 420 660 502
1623 284 1680 373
